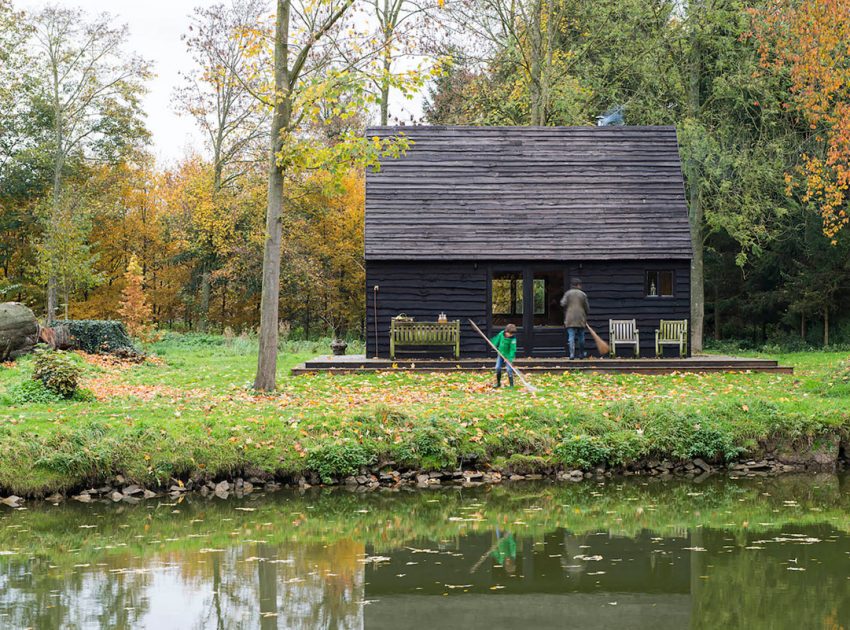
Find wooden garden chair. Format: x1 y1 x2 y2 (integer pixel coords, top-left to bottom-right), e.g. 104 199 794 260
655 319 688 357
609 319 640 357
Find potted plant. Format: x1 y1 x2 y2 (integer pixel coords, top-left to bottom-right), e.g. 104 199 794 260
330 337 348 356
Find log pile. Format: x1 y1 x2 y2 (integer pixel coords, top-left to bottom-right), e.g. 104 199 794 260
0 302 39 361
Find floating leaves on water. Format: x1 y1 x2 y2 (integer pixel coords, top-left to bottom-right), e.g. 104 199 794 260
445 584 473 589
234 507 255 512
752 536 821 545
573 554 603 561
490 585 505 590
683 547 707 552
359 555 391 564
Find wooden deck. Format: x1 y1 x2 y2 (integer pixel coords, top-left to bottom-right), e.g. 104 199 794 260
292 354 792 375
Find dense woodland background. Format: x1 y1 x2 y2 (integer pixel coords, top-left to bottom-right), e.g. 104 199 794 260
1 0 849 350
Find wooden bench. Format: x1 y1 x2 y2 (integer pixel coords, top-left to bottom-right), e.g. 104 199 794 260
390 319 460 359
609 319 640 357
655 319 688 357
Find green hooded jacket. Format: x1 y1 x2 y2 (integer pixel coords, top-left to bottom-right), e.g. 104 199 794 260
490 330 517 362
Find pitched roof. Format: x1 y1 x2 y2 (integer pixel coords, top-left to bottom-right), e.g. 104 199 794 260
365 125 692 261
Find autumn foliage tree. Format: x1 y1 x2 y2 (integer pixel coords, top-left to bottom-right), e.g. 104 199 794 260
751 0 850 242
118 255 154 340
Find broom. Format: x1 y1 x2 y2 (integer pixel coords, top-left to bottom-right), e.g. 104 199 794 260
585 324 610 356
468 319 539 394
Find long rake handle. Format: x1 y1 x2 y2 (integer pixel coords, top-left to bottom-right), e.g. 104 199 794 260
468 320 538 393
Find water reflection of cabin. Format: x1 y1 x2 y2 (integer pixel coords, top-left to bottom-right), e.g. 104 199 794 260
362 529 700 628
365 126 692 358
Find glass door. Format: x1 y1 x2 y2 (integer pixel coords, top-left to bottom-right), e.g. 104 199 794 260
490 270 527 355
529 269 567 356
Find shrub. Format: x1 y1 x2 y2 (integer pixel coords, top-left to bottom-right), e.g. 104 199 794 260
306 441 375 483
688 425 740 462
7 379 63 404
391 421 459 471
32 349 80 399
63 320 139 355
554 434 611 469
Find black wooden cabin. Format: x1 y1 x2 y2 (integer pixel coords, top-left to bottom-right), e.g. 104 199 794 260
365 126 692 358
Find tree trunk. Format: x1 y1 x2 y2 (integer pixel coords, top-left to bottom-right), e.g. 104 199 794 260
379 0 391 126
199 267 211 332
823 307 829 347
687 6 704 354
0 302 39 361
713 284 720 340
46 275 58 325
254 0 291 391
801 314 806 340
47 54 64 325
528 0 544 125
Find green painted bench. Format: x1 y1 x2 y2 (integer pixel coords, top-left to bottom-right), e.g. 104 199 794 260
390 319 460 359
655 319 688 357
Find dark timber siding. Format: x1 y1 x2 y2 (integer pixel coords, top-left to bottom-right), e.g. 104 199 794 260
578 260 690 358
366 260 690 358
365 126 692 261
366 262 488 359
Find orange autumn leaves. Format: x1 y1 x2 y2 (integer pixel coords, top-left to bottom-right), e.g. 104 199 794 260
751 0 850 242
82 366 795 424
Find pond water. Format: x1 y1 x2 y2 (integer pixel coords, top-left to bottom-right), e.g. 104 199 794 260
1 474 848 629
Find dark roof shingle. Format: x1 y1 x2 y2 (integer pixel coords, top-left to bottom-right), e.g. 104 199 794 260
365 125 692 260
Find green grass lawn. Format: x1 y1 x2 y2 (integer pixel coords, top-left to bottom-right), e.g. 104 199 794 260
0 333 848 496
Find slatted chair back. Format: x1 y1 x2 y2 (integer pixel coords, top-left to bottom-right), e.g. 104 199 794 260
655 319 688 357
609 319 640 357
390 319 460 359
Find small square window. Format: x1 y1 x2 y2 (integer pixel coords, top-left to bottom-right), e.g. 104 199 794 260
646 271 674 297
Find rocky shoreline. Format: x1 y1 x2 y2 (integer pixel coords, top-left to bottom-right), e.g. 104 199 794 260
2 444 846 508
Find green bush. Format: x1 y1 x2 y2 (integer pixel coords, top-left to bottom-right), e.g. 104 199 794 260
391 421 459 471
306 441 375 483
7 379 63 404
32 350 80 399
554 434 611 468
687 422 744 462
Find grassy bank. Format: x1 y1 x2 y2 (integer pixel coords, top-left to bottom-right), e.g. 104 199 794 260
0 334 848 497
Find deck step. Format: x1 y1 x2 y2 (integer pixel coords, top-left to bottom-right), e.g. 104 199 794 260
293 357 792 376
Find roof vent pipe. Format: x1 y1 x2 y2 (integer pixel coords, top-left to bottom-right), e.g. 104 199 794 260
596 106 625 126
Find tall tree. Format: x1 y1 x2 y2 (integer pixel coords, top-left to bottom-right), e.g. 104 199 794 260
368 0 440 125
0 0 31 174
28 5 150 321
175 0 268 329
444 0 594 125
751 0 850 243
246 0 418 390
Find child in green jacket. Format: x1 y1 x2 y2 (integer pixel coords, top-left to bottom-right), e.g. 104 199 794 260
491 323 517 388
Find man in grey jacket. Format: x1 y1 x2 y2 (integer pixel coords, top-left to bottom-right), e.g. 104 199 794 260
560 278 589 359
